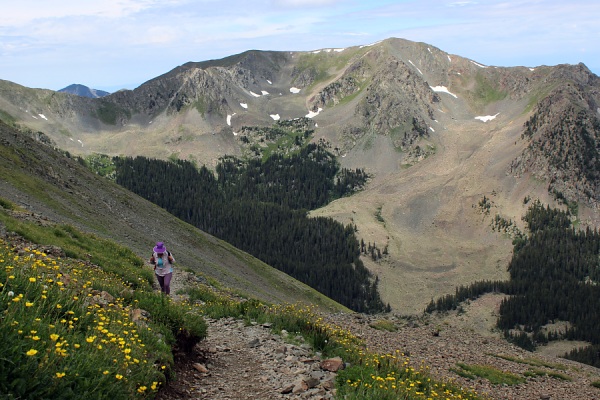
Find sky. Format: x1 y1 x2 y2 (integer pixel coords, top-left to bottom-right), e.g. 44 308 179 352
1 0 598 92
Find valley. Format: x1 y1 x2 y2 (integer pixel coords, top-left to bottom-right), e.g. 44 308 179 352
1 37 598 320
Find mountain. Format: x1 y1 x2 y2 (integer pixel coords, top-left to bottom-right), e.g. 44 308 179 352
0 37 598 314
57 83 110 98
58 83 110 98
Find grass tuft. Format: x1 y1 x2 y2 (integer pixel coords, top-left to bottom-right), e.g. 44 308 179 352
453 363 526 385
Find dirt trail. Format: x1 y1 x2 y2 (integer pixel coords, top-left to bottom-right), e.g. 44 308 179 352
155 292 600 400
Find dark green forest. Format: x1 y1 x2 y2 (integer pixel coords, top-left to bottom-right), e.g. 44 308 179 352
114 142 389 313
426 201 600 367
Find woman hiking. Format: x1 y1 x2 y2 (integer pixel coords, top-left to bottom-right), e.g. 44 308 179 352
149 241 174 295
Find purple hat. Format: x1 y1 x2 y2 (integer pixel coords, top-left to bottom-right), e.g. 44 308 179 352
153 242 166 253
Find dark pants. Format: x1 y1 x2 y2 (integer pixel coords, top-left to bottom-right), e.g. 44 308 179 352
155 272 172 295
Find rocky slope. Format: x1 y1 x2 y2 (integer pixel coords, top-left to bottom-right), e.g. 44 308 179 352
157 268 600 400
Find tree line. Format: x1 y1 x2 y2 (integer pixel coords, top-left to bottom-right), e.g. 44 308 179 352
426 200 600 367
114 143 389 313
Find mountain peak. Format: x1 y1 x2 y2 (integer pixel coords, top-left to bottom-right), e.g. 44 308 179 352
58 83 110 98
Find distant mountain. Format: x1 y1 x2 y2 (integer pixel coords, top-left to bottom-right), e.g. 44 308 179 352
58 83 110 98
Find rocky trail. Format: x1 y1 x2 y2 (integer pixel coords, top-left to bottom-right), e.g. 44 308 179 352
156 272 600 400
155 317 340 400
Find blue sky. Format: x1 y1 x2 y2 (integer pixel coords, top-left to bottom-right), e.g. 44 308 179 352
1 0 598 92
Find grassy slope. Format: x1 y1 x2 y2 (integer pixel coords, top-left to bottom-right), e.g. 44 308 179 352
0 121 347 313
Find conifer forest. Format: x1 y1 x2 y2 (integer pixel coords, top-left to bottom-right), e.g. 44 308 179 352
114 143 389 313
426 201 600 367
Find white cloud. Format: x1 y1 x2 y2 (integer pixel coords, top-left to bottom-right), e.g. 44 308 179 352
0 0 170 26
272 0 340 7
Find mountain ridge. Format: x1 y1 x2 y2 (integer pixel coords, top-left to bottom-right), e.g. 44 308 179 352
0 36 598 313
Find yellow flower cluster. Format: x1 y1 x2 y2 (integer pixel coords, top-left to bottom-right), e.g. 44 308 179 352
0 240 163 398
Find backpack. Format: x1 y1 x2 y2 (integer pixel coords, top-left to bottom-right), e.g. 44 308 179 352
151 251 172 267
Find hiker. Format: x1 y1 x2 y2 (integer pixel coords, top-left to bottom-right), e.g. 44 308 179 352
149 241 174 295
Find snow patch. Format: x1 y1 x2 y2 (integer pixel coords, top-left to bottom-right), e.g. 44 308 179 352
429 127 435 132
408 60 423 75
475 113 500 122
31 115 38 119
470 60 487 68
306 107 322 118
428 47 432 53
227 113 236 126
261 90 269 96
529 68 535 71
312 48 345 54
430 86 458 98
447 55 452 62
38 114 48 120
240 103 248 109
289 87 300 94
77 139 84 147
250 91 261 97
233 131 238 136
266 80 272 84
360 40 382 48
270 114 280 121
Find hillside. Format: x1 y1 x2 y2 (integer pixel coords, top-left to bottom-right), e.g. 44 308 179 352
0 119 346 312
0 37 598 314
4 218 599 400
2 190 599 399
